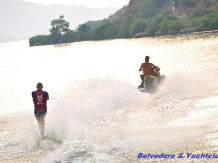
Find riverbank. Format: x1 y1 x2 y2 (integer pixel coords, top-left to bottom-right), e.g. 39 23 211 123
30 29 218 47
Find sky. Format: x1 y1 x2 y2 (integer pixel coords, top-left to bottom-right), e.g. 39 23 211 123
24 0 130 8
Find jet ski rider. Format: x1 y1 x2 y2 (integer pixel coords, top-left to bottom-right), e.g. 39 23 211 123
138 56 159 87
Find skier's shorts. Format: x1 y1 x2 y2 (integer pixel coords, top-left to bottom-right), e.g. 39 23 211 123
34 108 47 119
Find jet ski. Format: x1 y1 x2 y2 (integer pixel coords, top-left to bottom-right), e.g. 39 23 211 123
138 67 165 92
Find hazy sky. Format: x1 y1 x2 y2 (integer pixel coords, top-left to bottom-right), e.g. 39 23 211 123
24 0 130 8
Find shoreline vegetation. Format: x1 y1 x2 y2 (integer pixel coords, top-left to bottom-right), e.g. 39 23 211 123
29 0 218 47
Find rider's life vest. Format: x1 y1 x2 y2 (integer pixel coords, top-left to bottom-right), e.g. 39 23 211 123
33 90 47 110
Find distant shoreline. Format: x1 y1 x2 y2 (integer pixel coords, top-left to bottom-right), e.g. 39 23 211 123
29 29 218 47
151 29 218 39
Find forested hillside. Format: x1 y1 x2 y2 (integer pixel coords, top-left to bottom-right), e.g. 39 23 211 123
29 0 218 46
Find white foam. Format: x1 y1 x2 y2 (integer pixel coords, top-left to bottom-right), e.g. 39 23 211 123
196 96 218 107
0 132 11 134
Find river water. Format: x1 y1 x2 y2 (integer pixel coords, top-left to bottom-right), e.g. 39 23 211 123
0 33 218 162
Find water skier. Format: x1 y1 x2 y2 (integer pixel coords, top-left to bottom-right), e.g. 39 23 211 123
32 82 49 140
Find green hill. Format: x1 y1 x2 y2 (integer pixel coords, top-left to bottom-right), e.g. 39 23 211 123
29 0 218 46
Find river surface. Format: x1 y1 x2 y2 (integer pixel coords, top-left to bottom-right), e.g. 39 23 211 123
0 33 218 162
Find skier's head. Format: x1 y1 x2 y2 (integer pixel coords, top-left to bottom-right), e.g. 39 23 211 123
36 82 43 90
145 56 150 62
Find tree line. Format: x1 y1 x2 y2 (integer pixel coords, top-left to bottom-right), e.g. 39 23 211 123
29 0 218 46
